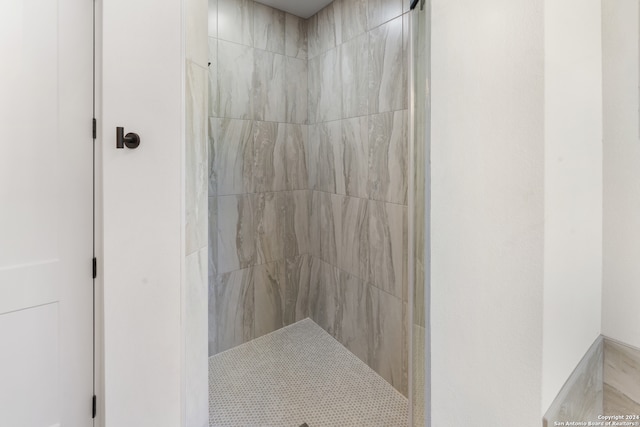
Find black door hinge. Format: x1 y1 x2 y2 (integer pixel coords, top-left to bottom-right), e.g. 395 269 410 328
92 257 97 279
92 394 97 419
92 118 97 139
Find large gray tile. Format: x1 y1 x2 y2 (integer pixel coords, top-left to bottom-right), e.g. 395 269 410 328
208 197 218 279
254 260 286 338
209 267 254 355
186 0 208 68
368 285 405 395
218 0 253 46
318 192 340 266
307 14 320 59
218 40 253 119
336 269 369 365
207 38 219 118
255 192 285 265
341 0 368 42
316 1 342 54
253 121 287 192
307 124 320 190
208 0 217 37
343 116 369 198
209 118 253 195
309 258 340 336
368 0 402 29
253 2 285 54
216 194 255 273
185 62 208 255
310 191 322 258
285 57 308 124
317 120 345 194
284 255 311 324
368 201 406 299
369 16 405 114
336 195 369 281
253 50 286 122
283 190 311 258
283 124 308 190
285 13 308 59
341 33 369 118
604 340 640 405
309 49 342 123
368 110 408 205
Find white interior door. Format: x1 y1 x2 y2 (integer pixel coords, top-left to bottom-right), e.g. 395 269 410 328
0 0 95 426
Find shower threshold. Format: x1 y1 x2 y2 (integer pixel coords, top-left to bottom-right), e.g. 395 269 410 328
208 318 408 426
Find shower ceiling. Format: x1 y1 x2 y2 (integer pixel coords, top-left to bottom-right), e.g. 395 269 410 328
254 0 334 18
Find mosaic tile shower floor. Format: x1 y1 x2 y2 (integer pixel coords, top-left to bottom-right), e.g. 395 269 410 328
208 318 409 427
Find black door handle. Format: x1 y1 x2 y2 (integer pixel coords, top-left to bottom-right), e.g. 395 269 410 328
116 127 140 149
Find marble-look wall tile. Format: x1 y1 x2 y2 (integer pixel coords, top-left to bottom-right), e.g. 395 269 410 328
218 40 253 119
367 0 403 30
255 192 285 264
285 57 308 124
310 191 322 258
283 124 308 190
318 192 340 266
368 285 405 394
309 49 342 123
208 197 218 278
285 13 307 59
309 258 340 336
343 116 369 198
208 0 217 37
218 0 253 46
341 33 369 118
317 120 345 194
217 194 255 273
307 125 320 190
185 247 208 427
283 190 311 258
253 121 286 192
402 13 409 111
284 254 311 323
369 16 404 114
369 201 406 299
254 260 286 338
336 195 369 280
209 118 253 195
186 62 208 255
208 38 219 118
307 14 320 60
253 2 285 54
253 50 286 122
368 110 408 205
341 0 368 42
316 1 342 54
209 267 254 355
604 340 640 405
336 270 369 364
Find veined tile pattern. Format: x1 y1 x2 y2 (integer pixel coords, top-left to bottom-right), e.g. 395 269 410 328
209 319 408 426
369 110 408 205
217 40 253 120
255 192 285 264
369 200 406 299
309 48 342 123
343 116 369 198
341 0 368 43
253 50 286 122
285 13 307 60
209 118 253 195
208 38 219 118
253 2 285 54
317 121 345 194
369 16 405 114
283 191 311 258
341 33 369 119
216 194 255 273
253 121 287 192
218 0 253 46
285 57 308 124
368 0 403 30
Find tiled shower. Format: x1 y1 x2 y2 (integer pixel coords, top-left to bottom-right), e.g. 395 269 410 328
207 0 418 423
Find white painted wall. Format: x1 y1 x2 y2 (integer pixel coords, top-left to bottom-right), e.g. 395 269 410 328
602 0 640 350
430 0 545 424
542 0 603 412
